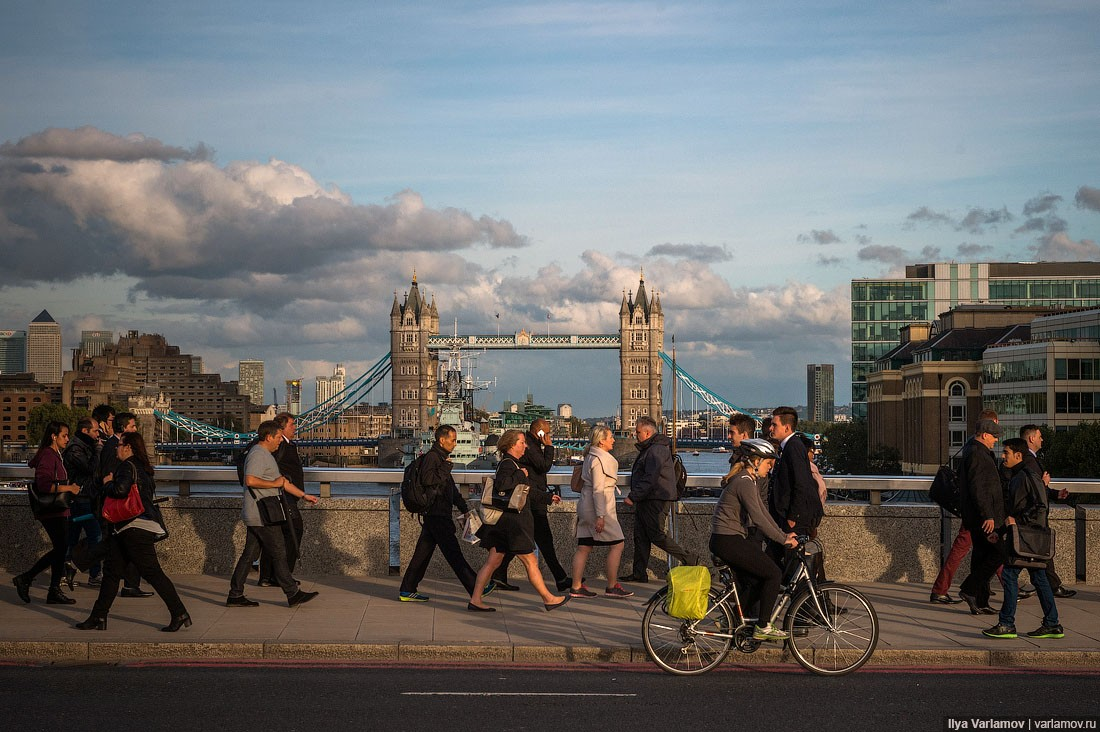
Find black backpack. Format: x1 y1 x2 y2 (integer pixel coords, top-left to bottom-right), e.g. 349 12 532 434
929 464 961 517
672 452 688 500
400 454 438 514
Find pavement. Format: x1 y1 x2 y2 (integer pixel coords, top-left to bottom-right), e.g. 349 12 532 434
2 572 1098 667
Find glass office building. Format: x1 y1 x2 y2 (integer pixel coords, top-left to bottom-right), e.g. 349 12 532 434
852 262 1100 418
0 330 27 374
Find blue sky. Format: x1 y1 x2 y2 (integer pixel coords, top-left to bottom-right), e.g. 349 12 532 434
1 1 1098 416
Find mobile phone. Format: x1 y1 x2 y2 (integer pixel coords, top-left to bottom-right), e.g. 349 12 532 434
537 430 546 439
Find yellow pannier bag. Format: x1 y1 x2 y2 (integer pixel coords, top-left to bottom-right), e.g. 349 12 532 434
665 565 711 620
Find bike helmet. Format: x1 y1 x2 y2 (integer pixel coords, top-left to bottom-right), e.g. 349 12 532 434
739 438 778 462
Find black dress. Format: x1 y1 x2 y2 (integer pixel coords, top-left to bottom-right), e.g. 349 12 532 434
476 457 535 554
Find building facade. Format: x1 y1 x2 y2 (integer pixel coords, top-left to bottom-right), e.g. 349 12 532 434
27 310 62 385
389 275 440 438
852 262 1100 418
79 330 114 358
619 274 664 429
0 373 51 450
316 363 346 405
238 359 264 405
806 363 835 423
0 330 27 375
285 379 302 415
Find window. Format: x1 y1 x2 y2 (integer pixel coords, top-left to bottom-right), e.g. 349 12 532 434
949 405 965 421
948 382 966 397
949 430 966 448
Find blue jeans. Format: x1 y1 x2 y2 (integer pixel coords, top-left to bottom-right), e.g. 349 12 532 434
999 564 1059 628
68 498 102 578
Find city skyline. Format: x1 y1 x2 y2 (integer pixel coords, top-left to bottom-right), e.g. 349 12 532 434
1 2 1098 414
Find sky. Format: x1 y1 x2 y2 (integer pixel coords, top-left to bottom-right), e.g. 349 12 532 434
1 1 1099 417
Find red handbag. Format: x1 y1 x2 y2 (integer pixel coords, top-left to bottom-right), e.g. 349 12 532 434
102 483 144 523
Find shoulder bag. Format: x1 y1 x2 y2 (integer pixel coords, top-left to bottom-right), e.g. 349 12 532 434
28 460 72 518
248 486 288 525
102 481 145 523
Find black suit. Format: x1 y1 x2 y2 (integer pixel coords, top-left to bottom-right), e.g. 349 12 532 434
259 436 306 581
767 433 823 569
493 433 567 586
1023 450 1064 592
958 436 1004 607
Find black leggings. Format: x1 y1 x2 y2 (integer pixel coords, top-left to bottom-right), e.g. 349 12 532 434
710 533 782 626
23 516 68 588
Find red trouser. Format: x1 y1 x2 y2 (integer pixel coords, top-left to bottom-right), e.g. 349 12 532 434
932 525 1003 595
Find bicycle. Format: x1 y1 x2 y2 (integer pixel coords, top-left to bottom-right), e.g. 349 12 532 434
641 536 879 676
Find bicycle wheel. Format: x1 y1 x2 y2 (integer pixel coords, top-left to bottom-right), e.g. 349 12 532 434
784 584 878 676
641 587 735 676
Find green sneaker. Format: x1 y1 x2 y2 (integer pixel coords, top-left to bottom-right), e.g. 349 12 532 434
981 623 1017 639
752 623 789 641
1025 625 1064 639
399 591 429 602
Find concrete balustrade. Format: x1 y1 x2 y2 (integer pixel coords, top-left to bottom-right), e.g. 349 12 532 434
1 465 1094 585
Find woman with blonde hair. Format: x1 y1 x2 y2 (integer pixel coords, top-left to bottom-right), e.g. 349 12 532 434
468 429 569 612
569 426 632 598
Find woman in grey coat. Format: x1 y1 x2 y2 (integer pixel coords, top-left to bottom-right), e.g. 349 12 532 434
569 426 633 599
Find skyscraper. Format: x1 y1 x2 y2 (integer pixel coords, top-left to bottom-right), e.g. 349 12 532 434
238 359 264 405
286 378 302 415
0 330 27 374
27 310 62 385
806 364 835 423
316 363 346 405
79 330 114 358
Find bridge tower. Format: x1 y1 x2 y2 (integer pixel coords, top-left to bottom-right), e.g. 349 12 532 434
389 274 439 437
619 271 664 430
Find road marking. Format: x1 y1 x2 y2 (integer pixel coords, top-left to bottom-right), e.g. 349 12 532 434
402 692 637 697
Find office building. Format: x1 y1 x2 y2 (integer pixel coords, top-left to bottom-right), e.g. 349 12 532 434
0 373 52 449
806 364 835 423
0 330 27 374
238 359 265 405
27 310 62 385
79 330 114 358
316 363 346 405
852 262 1100 418
286 379 302 415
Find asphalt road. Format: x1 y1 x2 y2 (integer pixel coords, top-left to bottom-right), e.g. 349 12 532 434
2 662 1097 731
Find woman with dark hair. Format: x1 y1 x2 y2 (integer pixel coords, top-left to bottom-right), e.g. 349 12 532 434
467 429 569 612
74 432 191 632
12 421 82 604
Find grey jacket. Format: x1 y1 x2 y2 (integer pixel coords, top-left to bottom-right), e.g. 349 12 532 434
712 472 789 544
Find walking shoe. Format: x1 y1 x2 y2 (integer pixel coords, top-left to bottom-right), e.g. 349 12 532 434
929 593 964 604
483 581 497 597
556 577 573 592
618 573 649 584
1017 588 1035 600
568 585 598 598
121 587 153 598
399 591 429 602
959 591 996 615
1025 625 1065 639
86 576 102 588
752 623 789 641
12 575 31 604
604 584 634 599
288 590 319 607
226 595 260 607
1053 587 1077 599
257 579 274 587
46 587 76 605
493 580 521 591
981 623 1018 639
63 562 77 591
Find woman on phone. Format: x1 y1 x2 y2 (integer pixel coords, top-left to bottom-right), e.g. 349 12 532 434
75 432 191 632
467 429 570 612
12 421 81 605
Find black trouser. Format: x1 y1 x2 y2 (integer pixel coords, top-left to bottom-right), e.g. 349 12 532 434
91 529 186 618
711 533 782 626
23 516 68 588
401 515 478 594
629 499 693 577
494 510 568 584
1045 559 1063 591
230 526 298 598
737 528 767 615
80 521 143 588
960 527 1003 608
259 501 303 581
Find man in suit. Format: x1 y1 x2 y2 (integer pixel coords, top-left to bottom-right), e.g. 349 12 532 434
259 412 309 585
492 418 570 591
765 406 823 566
957 418 1005 615
1020 424 1075 599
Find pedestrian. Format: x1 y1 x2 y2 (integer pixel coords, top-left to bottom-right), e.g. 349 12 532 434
981 438 1063 640
12 421 82 605
1020 424 1075 599
468 430 569 612
62 416 102 589
258 412 309 586
765 406 823 567
74 432 191 632
226 420 319 608
492 418 570 592
620 415 697 584
569 426 632 599
957 418 1004 616
720 414 757 486
399 424 493 602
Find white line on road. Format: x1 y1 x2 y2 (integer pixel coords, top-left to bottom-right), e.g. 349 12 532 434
402 692 637 697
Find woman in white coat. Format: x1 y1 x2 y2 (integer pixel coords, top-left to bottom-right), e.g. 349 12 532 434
569 426 633 598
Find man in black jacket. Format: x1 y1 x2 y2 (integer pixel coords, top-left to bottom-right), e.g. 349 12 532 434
492 418 570 591
957 418 1004 615
765 407 823 566
63 417 103 587
259 412 309 585
620 415 696 583
399 424 488 601
1020 424 1075 599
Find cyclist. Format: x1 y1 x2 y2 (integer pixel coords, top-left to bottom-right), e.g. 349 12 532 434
710 438 797 641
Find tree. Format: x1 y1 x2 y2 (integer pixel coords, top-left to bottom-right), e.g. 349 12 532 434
820 421 868 475
1043 422 1100 479
26 403 89 447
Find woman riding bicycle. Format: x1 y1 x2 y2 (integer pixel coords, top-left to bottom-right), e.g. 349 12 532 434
710 438 796 641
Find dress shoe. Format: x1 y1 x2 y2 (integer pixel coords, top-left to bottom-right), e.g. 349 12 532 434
1053 587 1077 599
467 602 496 612
493 580 521 591
958 591 995 615
74 616 107 631
1017 588 1035 600
12 575 31 604
930 593 964 604
544 595 571 612
46 587 76 605
161 613 192 632
555 577 573 592
121 587 154 598
226 595 260 607
288 590 319 607
619 574 649 584
64 562 77 591
257 579 274 587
